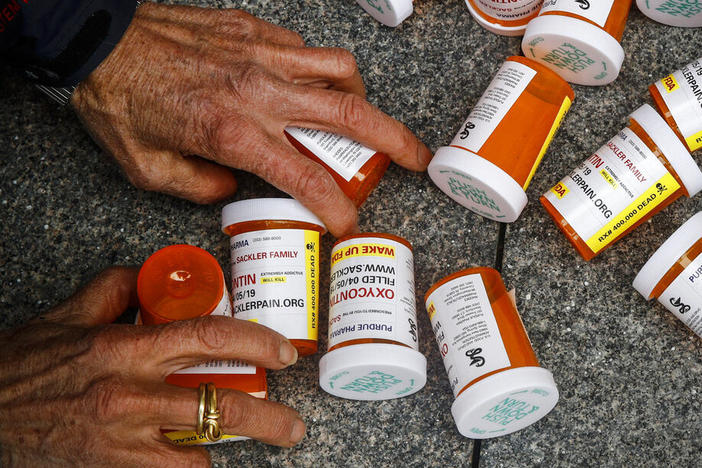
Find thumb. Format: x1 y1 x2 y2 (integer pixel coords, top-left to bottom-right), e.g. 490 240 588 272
42 267 139 326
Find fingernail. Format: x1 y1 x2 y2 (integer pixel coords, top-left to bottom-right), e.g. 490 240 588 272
418 143 434 169
279 341 298 366
290 418 306 445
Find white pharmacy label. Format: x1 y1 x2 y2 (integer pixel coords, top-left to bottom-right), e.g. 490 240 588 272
539 0 615 27
544 127 680 253
659 255 702 337
426 274 510 398
450 60 536 153
328 237 418 349
173 286 256 375
473 0 543 21
230 228 319 341
655 58 702 151
286 127 376 181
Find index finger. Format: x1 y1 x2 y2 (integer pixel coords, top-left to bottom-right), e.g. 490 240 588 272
144 316 299 376
283 85 433 171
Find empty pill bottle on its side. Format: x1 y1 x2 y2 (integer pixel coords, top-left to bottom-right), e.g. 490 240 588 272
634 212 702 338
541 104 702 261
428 56 573 223
522 0 633 85
649 57 702 153
425 267 558 439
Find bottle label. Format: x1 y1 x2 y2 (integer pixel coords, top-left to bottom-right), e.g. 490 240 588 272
450 60 536 154
656 58 702 151
539 0 615 27
472 0 543 22
426 274 510 398
659 254 702 337
230 228 319 342
328 236 418 349
544 127 681 253
286 127 376 181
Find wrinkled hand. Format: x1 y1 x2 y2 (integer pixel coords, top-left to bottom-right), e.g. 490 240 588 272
72 3 432 237
0 267 304 467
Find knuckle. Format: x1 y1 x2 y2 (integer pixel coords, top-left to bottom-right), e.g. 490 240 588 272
87 378 127 423
331 48 358 78
222 10 257 38
220 394 245 429
292 163 338 205
287 31 306 47
192 317 231 353
335 93 367 130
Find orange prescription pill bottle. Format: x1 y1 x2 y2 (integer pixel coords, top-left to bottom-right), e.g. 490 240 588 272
636 0 702 27
463 0 543 36
319 233 427 400
425 268 558 439
222 198 326 357
428 56 573 223
285 127 390 207
137 244 267 446
649 58 702 152
541 104 702 261
633 212 702 338
522 0 632 85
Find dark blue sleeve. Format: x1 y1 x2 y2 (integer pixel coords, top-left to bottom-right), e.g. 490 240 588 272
0 0 138 86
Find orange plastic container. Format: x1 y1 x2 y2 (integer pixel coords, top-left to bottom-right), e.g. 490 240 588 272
425 268 558 439
634 212 702 338
285 128 390 207
541 104 702 261
319 233 426 400
522 0 632 85
137 244 267 445
428 56 573 222
222 198 326 357
649 58 702 153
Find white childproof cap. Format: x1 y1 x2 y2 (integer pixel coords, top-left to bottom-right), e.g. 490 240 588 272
633 212 702 300
451 367 559 439
221 198 325 232
636 0 702 27
319 343 427 400
521 15 625 86
355 0 413 27
463 0 529 36
428 145 529 223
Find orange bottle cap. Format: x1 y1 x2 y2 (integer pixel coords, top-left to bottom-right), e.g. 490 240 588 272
138 245 225 324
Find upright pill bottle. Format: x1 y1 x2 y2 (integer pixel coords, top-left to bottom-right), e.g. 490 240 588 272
319 233 427 400
636 0 702 27
354 0 413 27
463 0 542 35
222 198 326 357
521 0 632 85
428 56 574 223
137 244 266 445
649 58 702 152
633 212 702 338
425 268 558 439
285 127 390 207
541 104 702 261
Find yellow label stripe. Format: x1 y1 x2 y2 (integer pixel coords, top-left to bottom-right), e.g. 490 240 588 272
685 129 702 152
661 74 680 93
304 230 319 341
331 243 396 266
523 96 572 190
585 172 680 253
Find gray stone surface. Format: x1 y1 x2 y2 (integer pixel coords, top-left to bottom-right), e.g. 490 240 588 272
0 0 700 466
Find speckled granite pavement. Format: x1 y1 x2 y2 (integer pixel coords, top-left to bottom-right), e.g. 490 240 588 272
1 0 700 466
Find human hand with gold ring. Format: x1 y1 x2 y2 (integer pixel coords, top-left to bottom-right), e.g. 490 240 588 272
0 267 305 467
